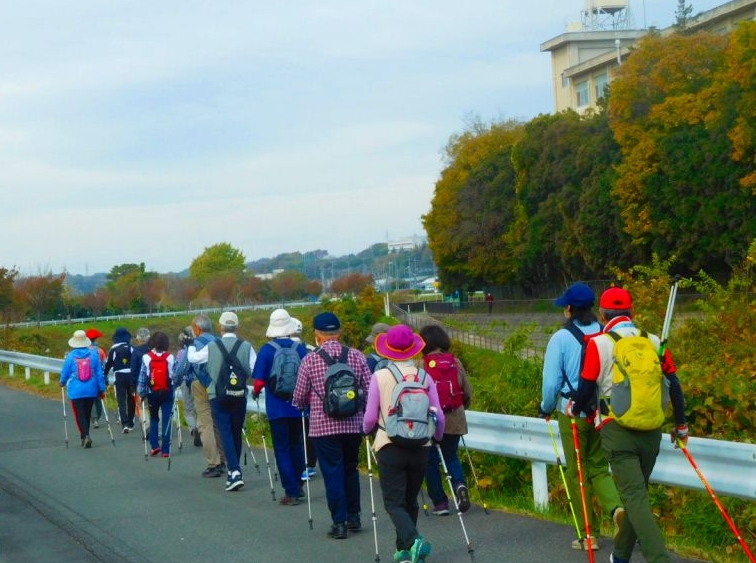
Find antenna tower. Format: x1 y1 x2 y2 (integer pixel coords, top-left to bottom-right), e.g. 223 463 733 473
581 0 633 30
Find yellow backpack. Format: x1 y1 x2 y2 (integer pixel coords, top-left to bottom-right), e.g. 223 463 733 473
607 331 669 430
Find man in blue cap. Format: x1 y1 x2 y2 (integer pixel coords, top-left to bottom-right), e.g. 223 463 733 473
538 283 624 553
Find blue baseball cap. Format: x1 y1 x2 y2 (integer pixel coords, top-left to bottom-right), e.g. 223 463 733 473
554 283 595 308
313 312 340 331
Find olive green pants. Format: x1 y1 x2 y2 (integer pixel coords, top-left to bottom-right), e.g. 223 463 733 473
600 421 670 563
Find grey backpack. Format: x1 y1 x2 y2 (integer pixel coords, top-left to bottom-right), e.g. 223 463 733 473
268 341 301 400
381 364 435 447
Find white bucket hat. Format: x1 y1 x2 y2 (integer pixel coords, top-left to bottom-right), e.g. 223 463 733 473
266 308 298 338
68 329 91 349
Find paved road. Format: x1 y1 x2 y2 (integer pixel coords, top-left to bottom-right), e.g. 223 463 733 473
0 385 702 563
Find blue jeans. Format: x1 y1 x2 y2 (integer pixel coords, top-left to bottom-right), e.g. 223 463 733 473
269 417 305 497
313 433 362 524
210 398 246 473
425 433 466 505
147 389 174 454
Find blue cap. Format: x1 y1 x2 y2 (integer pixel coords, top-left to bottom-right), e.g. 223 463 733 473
313 312 340 331
554 283 595 308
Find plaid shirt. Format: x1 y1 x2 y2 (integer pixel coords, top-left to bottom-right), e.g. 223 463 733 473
292 339 371 438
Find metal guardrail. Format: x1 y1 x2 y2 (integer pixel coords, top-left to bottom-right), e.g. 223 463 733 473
2 350 755 507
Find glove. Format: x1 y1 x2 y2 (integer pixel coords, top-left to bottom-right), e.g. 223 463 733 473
537 405 551 420
100 393 106 399
563 400 575 418
670 424 689 449
252 380 265 400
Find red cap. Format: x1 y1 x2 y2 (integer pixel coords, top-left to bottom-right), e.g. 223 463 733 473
85 328 104 340
599 287 632 310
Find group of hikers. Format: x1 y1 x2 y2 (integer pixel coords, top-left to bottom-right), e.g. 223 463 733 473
58 282 689 563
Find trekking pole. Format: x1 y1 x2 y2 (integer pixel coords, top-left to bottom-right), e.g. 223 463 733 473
545 418 583 543
256 399 276 501
675 437 756 563
570 418 596 563
61 388 69 449
173 398 183 452
365 436 380 563
460 435 489 514
302 411 313 530
242 414 260 472
100 397 116 447
436 442 474 562
419 486 430 516
660 275 681 353
140 398 149 461
165 396 175 471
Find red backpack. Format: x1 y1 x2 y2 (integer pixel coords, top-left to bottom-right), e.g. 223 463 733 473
148 351 170 392
423 352 464 412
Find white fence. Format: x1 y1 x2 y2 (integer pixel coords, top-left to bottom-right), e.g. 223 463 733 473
2 350 754 507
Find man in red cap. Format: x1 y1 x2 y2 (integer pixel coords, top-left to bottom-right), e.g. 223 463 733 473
568 287 689 563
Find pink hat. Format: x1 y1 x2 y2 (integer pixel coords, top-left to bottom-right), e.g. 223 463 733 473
374 325 425 361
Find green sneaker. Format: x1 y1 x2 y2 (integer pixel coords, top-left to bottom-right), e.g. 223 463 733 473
410 537 431 563
393 550 411 563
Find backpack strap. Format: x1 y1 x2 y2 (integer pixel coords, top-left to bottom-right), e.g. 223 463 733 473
216 338 245 372
608 329 647 343
316 347 335 366
386 363 404 385
269 341 281 351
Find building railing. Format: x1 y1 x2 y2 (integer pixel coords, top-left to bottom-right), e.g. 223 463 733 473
2 350 754 508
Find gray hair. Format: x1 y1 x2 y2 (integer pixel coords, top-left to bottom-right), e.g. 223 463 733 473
192 314 212 333
135 327 150 343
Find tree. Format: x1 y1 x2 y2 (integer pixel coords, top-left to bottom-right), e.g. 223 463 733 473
15 272 66 325
270 270 310 301
189 243 246 283
674 0 693 32
330 273 373 296
0 267 18 325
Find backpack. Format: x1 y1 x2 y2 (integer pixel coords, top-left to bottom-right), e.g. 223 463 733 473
606 331 670 431
381 364 435 447
317 345 363 418
268 341 302 400
561 322 603 409
75 355 93 382
369 353 391 373
423 352 464 412
148 351 171 392
112 343 132 372
215 339 249 403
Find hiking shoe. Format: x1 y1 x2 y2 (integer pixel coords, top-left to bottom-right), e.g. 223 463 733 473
225 471 244 492
572 537 600 551
613 507 626 542
192 428 202 447
301 467 317 480
410 536 431 563
161 452 170 458
327 522 348 539
279 496 300 506
610 554 629 563
202 465 223 478
393 550 411 563
93 418 99 428
150 448 161 457
84 436 92 449
347 513 361 531
122 426 131 434
455 483 471 513
431 501 450 516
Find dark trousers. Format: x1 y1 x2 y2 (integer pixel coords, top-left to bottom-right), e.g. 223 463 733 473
147 389 174 454
376 443 430 551
425 433 465 505
71 397 96 439
115 372 136 426
269 417 305 497
304 416 317 469
313 433 362 524
210 398 246 473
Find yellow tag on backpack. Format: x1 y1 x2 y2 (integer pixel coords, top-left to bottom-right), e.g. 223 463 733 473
607 331 669 430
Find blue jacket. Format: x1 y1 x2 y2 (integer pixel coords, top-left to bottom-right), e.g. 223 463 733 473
60 348 106 399
252 338 308 420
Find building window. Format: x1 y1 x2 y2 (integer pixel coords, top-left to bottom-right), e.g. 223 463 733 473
595 73 609 100
576 80 590 108
561 73 569 88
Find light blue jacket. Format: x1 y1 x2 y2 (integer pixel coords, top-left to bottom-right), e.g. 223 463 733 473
60 348 106 400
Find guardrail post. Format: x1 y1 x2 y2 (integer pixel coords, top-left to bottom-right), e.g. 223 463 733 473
532 461 549 510
8 363 14 376
25 366 31 380
44 371 50 385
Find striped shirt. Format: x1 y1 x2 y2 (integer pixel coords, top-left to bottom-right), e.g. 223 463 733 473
292 339 371 438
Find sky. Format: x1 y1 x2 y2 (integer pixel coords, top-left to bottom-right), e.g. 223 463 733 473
0 0 725 276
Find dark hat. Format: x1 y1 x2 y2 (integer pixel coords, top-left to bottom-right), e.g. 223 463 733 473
599 287 633 310
313 312 340 332
365 322 390 344
374 325 425 361
554 283 595 308
112 327 132 343
85 328 104 340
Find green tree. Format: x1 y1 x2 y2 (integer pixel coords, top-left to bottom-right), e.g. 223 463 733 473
674 0 693 32
15 272 66 325
0 267 18 325
189 243 246 283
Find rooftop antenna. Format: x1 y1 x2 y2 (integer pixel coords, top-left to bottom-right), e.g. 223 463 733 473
581 0 633 30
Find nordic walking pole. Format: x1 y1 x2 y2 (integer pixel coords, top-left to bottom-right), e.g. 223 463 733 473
140 398 149 461
676 437 756 563
545 418 582 543
173 398 183 452
661 275 682 353
61 388 69 449
570 417 596 562
256 398 276 501
365 436 380 563
436 441 474 562
460 435 489 514
419 486 430 516
242 414 260 472
100 397 116 446
165 396 177 470
302 411 313 530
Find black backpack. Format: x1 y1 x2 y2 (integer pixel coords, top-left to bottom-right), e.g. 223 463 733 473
110 343 132 373
215 339 249 403
317 345 363 418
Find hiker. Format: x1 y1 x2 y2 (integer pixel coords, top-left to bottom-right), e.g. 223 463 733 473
86 328 108 428
568 287 689 563
292 312 371 539
60 330 106 448
137 331 176 457
175 327 201 447
103 327 135 432
419 323 473 516
485 292 494 314
364 322 390 372
187 314 227 478
204 311 256 491
363 324 445 563
252 308 309 505
538 283 624 551
290 316 317 481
